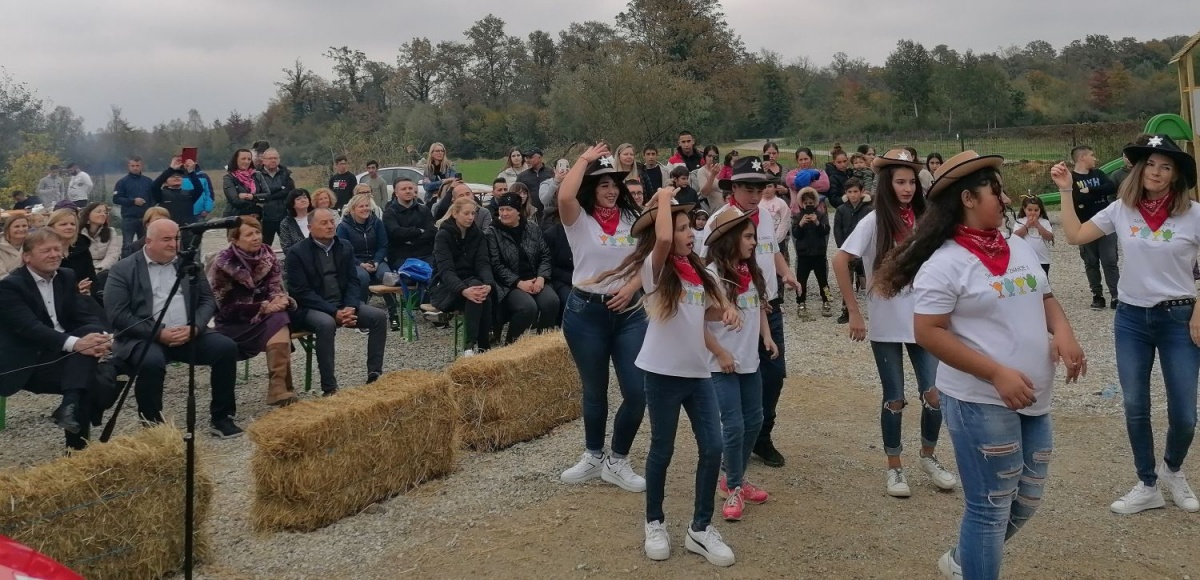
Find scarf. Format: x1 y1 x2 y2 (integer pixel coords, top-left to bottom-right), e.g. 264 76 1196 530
231 169 257 194
672 254 704 286
729 199 759 226
218 242 277 291
895 205 916 242
593 205 620 236
734 261 752 295
953 225 1010 277
1138 192 1173 233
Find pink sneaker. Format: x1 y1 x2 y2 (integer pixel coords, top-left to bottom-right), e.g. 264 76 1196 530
718 475 733 497
741 480 769 504
722 487 745 521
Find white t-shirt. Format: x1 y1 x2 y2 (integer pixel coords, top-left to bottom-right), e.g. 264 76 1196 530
705 263 761 374
759 196 791 243
1091 200 1200 307
635 256 712 378
700 204 780 300
1013 217 1052 265
913 235 1054 416
840 212 917 343
563 211 638 294
295 217 311 240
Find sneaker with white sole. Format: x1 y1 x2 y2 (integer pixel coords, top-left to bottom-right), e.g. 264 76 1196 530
886 467 911 497
1110 482 1166 514
937 548 963 579
560 452 603 484
920 455 959 490
1156 462 1200 512
721 487 744 521
601 455 647 492
685 524 735 567
644 521 670 561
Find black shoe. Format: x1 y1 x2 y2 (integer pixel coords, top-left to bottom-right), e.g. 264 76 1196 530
1111 298 1118 310
753 441 786 468
323 388 340 397
1090 296 1106 311
836 310 850 324
389 313 401 332
209 416 244 439
51 402 81 435
366 372 381 384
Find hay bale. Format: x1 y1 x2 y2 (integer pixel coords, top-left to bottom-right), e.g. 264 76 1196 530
448 331 582 451
0 426 213 580
248 370 457 532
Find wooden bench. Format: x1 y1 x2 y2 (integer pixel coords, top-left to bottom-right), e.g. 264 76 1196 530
239 331 316 392
369 284 425 341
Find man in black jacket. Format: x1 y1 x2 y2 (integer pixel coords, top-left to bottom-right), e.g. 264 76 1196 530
1070 145 1120 310
11 190 41 210
112 156 155 253
0 229 112 449
517 148 554 217
383 177 436 268
259 148 294 247
287 208 387 394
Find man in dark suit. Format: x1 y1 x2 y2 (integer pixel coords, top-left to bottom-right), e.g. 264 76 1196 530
0 229 112 449
286 208 386 395
104 219 243 439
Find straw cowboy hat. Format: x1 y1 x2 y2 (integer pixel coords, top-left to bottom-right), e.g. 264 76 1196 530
631 196 696 235
871 148 926 174
719 156 777 191
1123 134 1197 190
927 150 1005 199
704 207 758 246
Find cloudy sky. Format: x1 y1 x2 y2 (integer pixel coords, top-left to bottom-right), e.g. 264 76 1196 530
3 0 1197 130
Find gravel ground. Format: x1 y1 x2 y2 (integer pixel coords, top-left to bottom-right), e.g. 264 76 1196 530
1 212 1194 578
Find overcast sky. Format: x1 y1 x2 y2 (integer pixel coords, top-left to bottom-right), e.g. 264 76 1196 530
2 0 1197 130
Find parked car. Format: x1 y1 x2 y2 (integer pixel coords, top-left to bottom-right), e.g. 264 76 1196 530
356 167 492 200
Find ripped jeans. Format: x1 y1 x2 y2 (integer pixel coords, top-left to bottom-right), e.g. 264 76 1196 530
871 341 940 456
942 394 1053 580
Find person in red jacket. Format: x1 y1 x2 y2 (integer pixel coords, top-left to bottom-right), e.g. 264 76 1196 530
669 130 705 171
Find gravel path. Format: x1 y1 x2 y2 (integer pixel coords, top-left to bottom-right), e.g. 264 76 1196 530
0 212 1190 578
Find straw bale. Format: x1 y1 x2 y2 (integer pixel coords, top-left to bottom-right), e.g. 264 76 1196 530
0 425 213 580
448 331 582 451
248 370 458 531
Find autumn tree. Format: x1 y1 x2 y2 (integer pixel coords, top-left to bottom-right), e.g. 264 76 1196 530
883 40 934 124
616 0 744 82
397 38 440 104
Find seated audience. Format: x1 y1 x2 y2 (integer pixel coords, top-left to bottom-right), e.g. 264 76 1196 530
430 197 494 355
47 208 96 295
12 190 42 211
0 214 30 279
383 177 436 268
337 193 397 329
540 209 574 322
81 202 121 273
120 206 171 258
278 189 313 254
487 193 558 344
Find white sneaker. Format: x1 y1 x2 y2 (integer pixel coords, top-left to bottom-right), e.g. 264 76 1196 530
644 521 670 561
685 524 735 567
560 452 603 484
461 349 475 357
886 468 912 497
920 455 959 490
937 549 963 579
601 455 647 492
1110 482 1166 514
1156 462 1200 512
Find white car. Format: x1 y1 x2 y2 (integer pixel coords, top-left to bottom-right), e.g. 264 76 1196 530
356 166 492 200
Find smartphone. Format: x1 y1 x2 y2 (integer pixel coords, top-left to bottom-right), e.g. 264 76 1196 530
802 206 817 215
181 147 198 163
556 159 569 172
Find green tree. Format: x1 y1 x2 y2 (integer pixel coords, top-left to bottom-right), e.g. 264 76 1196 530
465 15 518 107
616 0 744 82
397 38 440 104
883 40 933 124
1 149 60 207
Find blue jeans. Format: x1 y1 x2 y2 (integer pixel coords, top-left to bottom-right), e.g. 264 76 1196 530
356 262 396 311
644 371 723 527
1114 302 1200 485
712 371 763 488
757 304 787 445
943 395 1053 580
562 290 648 456
870 341 940 456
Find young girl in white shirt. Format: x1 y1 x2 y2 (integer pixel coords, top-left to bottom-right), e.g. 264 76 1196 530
703 208 779 522
594 188 740 567
877 151 1085 580
1055 134 1200 516
1013 195 1053 275
831 149 957 498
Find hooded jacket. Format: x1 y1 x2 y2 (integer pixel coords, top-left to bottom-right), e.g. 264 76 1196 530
824 162 850 209
429 219 494 311
151 169 203 226
833 195 873 248
335 212 388 265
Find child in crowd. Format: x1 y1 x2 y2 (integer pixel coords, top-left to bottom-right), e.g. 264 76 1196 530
672 165 700 205
703 208 778 522
792 187 832 317
691 209 710 248
832 178 873 323
760 182 792 262
1012 195 1054 276
594 188 739 567
849 153 876 195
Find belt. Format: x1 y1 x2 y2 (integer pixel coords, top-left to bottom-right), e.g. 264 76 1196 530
572 288 615 304
1154 298 1196 309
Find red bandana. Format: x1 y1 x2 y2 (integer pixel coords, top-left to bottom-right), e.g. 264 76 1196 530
1137 192 1173 233
953 225 1011 276
593 206 620 236
734 261 752 295
730 199 759 225
896 205 916 243
672 254 705 286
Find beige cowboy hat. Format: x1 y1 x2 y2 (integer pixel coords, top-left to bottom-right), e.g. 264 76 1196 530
927 150 1005 199
631 196 696 235
871 148 926 174
704 208 758 246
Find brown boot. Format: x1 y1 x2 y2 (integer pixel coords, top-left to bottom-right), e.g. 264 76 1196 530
265 342 297 406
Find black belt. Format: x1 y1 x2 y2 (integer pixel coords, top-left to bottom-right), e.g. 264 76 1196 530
1154 298 1196 309
573 288 615 304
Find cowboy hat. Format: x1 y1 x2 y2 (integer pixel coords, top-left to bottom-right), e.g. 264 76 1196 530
719 155 776 190
1123 134 1197 190
871 148 926 174
704 207 758 246
631 196 696 235
927 150 1005 199
583 155 629 180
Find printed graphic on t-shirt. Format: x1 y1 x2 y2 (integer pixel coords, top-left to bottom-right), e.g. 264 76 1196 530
756 240 776 255
598 233 636 247
736 289 760 310
987 269 1043 299
680 284 705 307
1129 224 1177 242
333 179 349 190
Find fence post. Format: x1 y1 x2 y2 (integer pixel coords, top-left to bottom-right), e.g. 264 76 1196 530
959 134 966 153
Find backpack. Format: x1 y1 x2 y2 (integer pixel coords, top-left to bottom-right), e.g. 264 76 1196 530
398 258 433 284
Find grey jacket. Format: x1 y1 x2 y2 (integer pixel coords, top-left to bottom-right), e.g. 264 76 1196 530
104 250 216 359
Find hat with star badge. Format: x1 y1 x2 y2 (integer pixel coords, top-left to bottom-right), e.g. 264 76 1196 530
719 155 777 190
585 155 629 179
871 148 926 174
1123 134 1196 190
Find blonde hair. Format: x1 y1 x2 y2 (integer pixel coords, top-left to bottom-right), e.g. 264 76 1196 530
353 184 372 196
2 214 30 245
46 208 79 246
426 142 451 175
311 188 336 208
345 193 374 217
142 206 170 227
1117 155 1195 216
437 196 479 227
614 143 636 173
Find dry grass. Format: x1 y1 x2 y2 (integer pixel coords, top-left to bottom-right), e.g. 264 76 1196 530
447 331 582 451
0 426 212 580
248 370 458 532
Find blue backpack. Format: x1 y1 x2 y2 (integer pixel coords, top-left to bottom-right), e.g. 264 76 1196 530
398 258 433 284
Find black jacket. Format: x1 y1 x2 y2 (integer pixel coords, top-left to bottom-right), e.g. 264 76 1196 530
1071 169 1118 222
285 236 362 320
0 267 103 395
486 221 551 303
151 169 203 226
833 198 873 248
517 165 555 214
791 209 831 257
429 219 494 311
542 220 574 295
824 162 849 209
259 166 295 222
383 199 436 266
62 235 96 284
222 171 272 218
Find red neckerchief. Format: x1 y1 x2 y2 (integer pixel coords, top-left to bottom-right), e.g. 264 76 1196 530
672 254 704 286
592 205 620 235
1137 192 1173 232
953 225 1011 276
895 205 916 243
735 261 752 295
729 199 759 225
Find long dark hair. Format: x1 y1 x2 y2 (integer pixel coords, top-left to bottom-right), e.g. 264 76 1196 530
871 165 927 272
227 148 253 172
577 174 640 223
80 202 112 243
875 167 1004 297
705 219 767 304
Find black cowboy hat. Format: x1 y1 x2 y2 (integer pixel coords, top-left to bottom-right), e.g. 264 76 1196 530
1124 134 1197 190
718 156 776 191
584 155 629 180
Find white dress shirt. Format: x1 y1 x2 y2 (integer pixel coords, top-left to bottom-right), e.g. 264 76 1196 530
144 250 189 328
27 266 78 352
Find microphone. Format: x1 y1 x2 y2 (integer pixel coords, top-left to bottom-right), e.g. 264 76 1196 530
179 216 243 232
